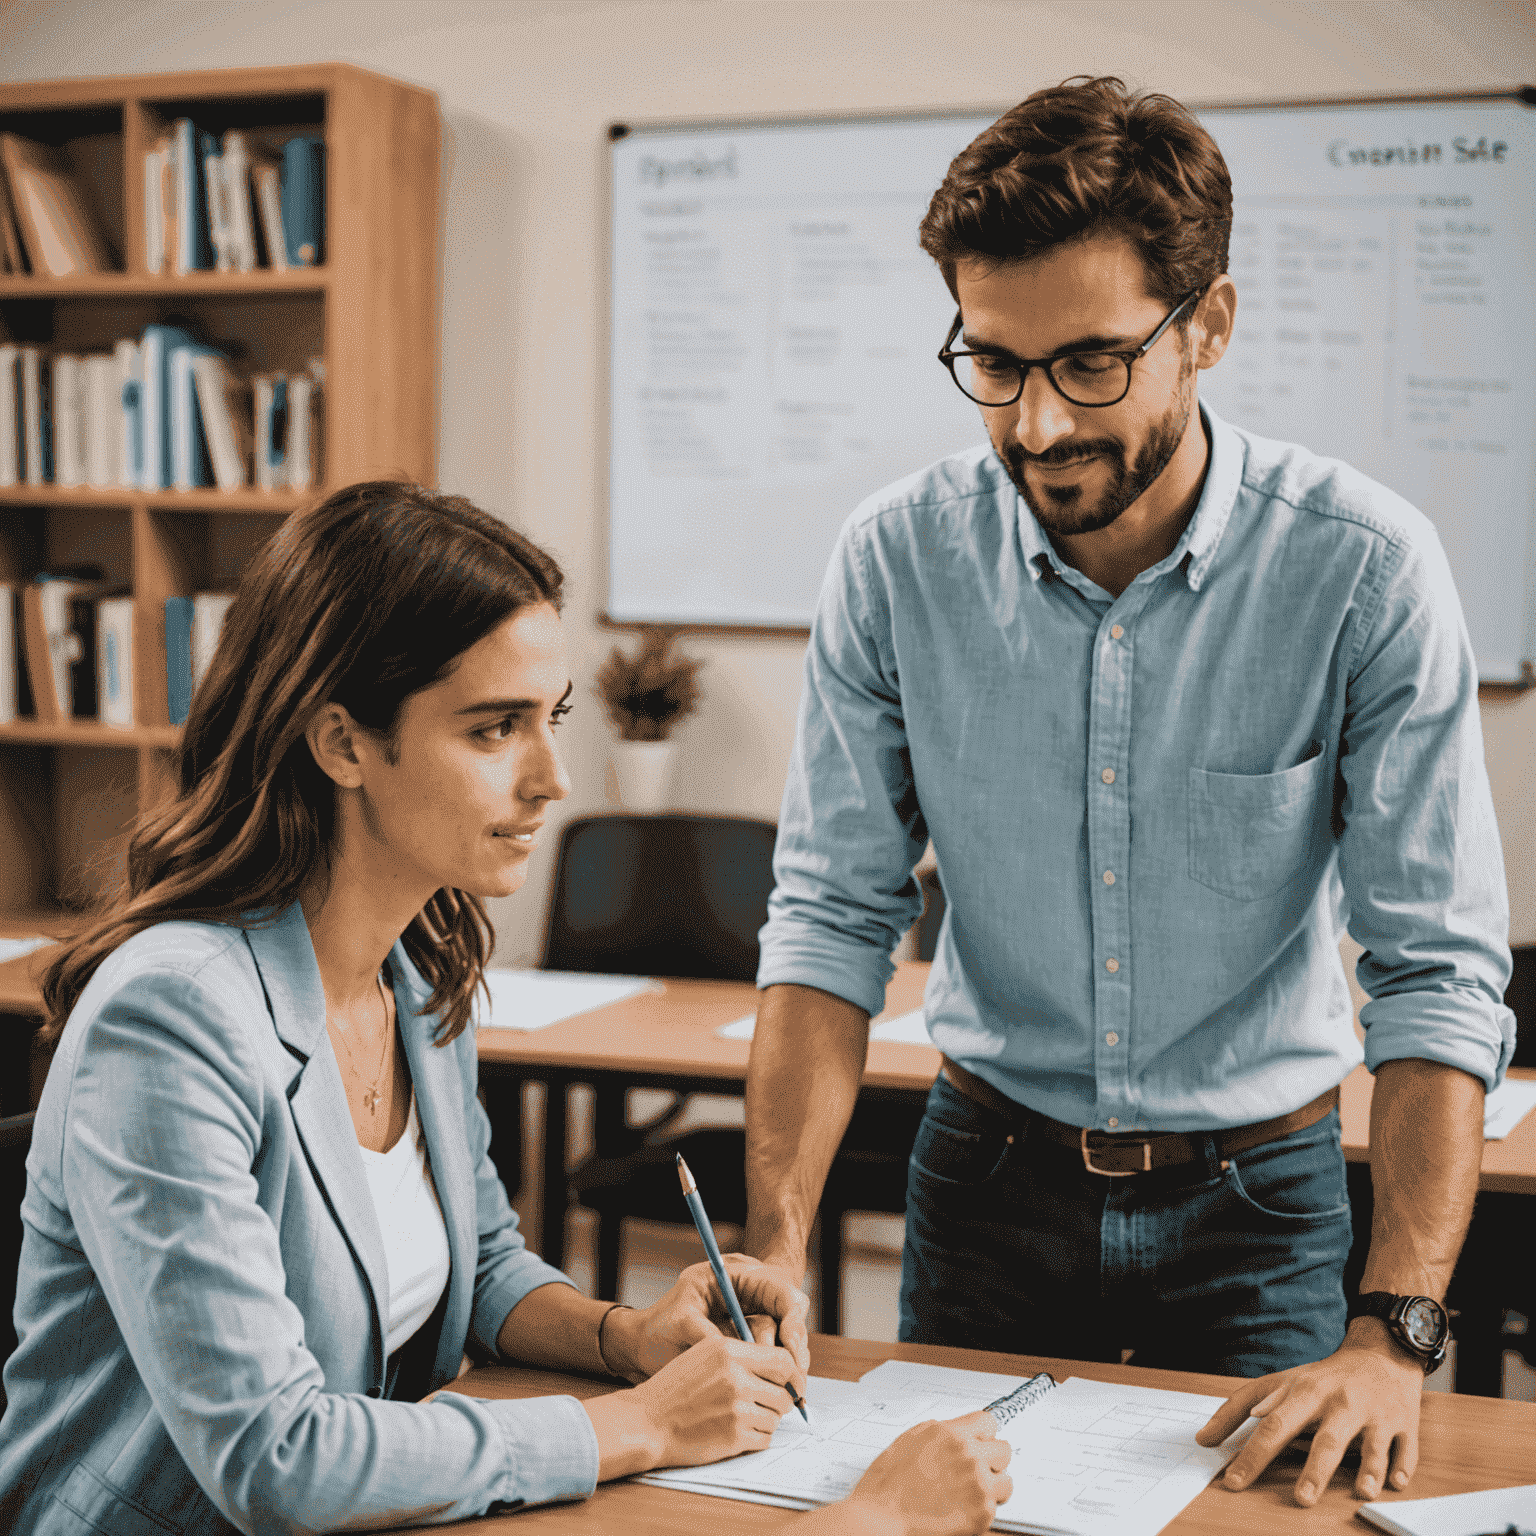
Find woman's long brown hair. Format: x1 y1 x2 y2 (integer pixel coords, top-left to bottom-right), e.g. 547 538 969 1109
39 480 564 1047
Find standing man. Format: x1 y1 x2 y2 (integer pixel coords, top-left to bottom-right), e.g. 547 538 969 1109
744 77 1513 1508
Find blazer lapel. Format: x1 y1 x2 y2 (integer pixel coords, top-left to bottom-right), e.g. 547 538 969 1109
390 943 477 1389
243 904 391 1378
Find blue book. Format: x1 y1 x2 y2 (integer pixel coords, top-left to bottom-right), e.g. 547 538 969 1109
280 136 324 266
121 376 143 484
139 323 198 489
164 596 194 726
168 343 220 490
172 119 217 273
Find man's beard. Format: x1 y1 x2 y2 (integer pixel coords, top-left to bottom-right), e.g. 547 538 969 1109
999 353 1194 537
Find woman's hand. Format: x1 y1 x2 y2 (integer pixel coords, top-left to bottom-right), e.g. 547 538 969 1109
828 1411 1014 1536
602 1254 811 1396
583 1333 799 1479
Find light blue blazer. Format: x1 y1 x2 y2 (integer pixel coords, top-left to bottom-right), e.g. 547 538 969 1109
0 904 600 1534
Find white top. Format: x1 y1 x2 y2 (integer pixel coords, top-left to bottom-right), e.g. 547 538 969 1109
358 1092 451 1356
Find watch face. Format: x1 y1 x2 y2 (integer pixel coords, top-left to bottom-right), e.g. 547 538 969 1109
1400 1297 1446 1349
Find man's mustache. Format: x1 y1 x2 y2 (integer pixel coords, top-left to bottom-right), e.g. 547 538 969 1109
1009 439 1121 467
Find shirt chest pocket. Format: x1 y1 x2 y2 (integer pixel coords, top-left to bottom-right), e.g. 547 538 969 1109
1188 747 1327 902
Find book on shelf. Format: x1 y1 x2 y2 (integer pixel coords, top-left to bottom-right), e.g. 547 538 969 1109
83 353 116 488
165 592 234 725
50 354 85 488
0 344 18 486
191 353 251 491
97 594 134 729
219 131 257 273
281 136 325 267
20 345 48 487
144 132 178 277
139 322 198 489
253 373 287 489
20 573 107 723
286 361 323 491
171 118 217 276
0 131 113 277
0 583 15 725
169 341 222 491
116 339 143 487
251 155 287 271
0 161 27 274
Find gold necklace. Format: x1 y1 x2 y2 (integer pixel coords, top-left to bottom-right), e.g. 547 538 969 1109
331 971 394 1115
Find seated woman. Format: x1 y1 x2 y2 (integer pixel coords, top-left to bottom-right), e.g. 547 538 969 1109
0 482 1011 1536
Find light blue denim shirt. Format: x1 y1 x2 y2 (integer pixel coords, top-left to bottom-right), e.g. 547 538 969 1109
0 904 598 1535
758 404 1515 1132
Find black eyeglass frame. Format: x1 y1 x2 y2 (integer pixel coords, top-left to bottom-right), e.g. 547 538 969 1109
938 287 1204 409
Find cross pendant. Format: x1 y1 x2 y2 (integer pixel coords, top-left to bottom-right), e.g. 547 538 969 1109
362 1086 379 1114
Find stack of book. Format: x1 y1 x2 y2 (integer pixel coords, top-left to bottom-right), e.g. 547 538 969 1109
0 335 322 494
145 125 324 275
0 579 236 731
0 131 115 276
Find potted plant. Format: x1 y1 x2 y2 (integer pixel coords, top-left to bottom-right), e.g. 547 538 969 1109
593 628 704 810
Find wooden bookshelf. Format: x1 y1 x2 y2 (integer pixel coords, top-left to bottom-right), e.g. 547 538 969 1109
0 62 440 926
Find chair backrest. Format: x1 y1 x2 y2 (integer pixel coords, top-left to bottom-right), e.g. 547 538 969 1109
1509 944 1534 1069
1 1110 36 1404
541 814 777 982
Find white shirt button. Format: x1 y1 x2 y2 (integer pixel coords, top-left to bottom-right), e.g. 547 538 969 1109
1101 768 1116 784
1108 1117 1119 1129
1106 1031 1119 1046
1110 624 1124 639
1105 958 1119 973
1103 870 1115 885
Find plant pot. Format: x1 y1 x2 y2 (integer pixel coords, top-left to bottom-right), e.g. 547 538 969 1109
610 739 677 812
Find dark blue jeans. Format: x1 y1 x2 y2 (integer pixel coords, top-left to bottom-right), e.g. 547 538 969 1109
898 1074 1353 1377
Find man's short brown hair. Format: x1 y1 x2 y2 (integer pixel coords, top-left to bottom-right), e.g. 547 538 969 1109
919 76 1232 307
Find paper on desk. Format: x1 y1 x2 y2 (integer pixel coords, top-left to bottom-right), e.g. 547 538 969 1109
1358 1482 1536 1536
474 969 660 1031
641 1362 1256 1536
1484 1076 1536 1140
0 935 55 964
714 1008 930 1045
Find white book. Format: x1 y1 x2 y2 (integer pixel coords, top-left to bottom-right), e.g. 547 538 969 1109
221 131 256 272
97 594 134 728
172 119 195 276
286 370 320 491
144 144 165 275
253 373 286 490
253 160 287 271
190 354 247 491
205 148 232 272
50 353 85 488
83 353 116 487
0 343 18 486
38 579 85 716
0 583 15 725
20 346 44 486
114 339 141 488
190 592 235 690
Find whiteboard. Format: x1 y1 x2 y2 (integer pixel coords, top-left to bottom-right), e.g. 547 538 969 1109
606 95 1536 679
1195 95 1536 683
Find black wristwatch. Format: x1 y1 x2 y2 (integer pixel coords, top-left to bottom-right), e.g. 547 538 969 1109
1349 1292 1450 1372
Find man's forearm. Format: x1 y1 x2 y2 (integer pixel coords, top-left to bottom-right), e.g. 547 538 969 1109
744 983 871 1268
1358 1057 1485 1304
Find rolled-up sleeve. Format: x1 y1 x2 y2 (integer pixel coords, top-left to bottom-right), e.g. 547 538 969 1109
62 969 597 1534
757 514 929 1018
1337 523 1515 1090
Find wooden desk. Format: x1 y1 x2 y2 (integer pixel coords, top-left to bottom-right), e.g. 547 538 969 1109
432 1333 1536 1534
475 960 1536 1271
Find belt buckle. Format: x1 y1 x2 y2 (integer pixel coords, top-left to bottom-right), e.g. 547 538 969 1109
1081 1127 1151 1177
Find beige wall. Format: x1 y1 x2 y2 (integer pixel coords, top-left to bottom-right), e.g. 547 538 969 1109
3 0 1533 959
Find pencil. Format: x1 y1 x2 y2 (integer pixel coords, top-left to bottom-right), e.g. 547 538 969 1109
675 1152 810 1422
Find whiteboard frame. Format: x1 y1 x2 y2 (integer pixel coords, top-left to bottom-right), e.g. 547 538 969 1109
600 89 1536 684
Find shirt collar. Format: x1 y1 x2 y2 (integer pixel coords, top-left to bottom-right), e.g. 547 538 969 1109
1013 401 1244 593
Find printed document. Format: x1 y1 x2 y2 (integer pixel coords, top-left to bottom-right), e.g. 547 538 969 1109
641 1359 1254 1536
474 969 660 1031
716 1008 930 1045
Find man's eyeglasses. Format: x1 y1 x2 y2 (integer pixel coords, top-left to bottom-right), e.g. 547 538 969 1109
938 289 1203 410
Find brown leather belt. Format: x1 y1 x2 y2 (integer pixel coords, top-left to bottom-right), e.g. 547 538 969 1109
939 1055 1340 1177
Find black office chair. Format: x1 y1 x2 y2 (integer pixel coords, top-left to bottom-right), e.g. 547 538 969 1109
1 1110 36 1412
547 814 777 1304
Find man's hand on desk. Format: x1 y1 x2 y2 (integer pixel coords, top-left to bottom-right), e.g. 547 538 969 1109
1195 1319 1424 1506
602 1254 811 1395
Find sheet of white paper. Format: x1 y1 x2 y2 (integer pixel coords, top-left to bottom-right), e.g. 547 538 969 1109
1358 1481 1536 1536
987 1376 1256 1536
475 969 660 1031
0 935 54 964
1484 1077 1536 1140
714 1008 931 1045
